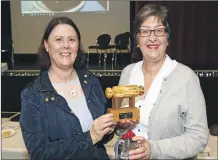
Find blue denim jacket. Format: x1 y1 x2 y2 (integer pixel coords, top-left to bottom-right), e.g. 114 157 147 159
20 69 112 160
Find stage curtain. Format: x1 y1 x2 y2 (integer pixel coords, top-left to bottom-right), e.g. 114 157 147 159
132 1 218 70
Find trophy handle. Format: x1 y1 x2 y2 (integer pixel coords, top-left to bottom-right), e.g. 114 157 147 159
112 97 123 109
129 97 135 108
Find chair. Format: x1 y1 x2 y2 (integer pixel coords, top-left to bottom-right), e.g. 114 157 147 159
88 34 115 63
113 32 130 64
114 32 130 53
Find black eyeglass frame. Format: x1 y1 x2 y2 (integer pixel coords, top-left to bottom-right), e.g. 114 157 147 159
137 28 167 37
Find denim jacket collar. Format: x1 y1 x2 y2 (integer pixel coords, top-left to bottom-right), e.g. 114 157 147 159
37 68 92 98
38 70 54 92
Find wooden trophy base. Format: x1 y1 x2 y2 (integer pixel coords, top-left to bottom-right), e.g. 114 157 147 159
107 107 140 122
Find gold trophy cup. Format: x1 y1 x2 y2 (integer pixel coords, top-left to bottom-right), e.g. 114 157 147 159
105 85 144 122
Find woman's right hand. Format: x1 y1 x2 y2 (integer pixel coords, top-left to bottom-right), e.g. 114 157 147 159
90 113 115 144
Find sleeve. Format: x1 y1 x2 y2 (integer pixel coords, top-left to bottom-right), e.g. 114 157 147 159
94 76 107 113
20 88 97 160
94 77 115 144
149 74 209 159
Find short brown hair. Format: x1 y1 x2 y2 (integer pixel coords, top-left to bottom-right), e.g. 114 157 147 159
132 3 172 62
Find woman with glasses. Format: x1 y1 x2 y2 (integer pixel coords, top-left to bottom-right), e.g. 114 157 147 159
115 3 208 159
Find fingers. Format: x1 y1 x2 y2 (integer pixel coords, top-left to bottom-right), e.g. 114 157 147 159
118 119 138 130
129 152 146 160
107 121 117 134
129 137 151 160
101 127 112 135
100 113 114 119
129 144 147 160
95 113 113 123
100 121 114 130
99 113 114 122
118 122 130 129
120 119 137 124
91 113 115 142
129 142 145 154
132 136 146 142
95 113 115 129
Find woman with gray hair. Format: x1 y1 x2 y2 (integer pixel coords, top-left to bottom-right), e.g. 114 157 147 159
116 3 209 159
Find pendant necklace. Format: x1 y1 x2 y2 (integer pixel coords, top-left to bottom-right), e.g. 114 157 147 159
69 88 77 97
49 69 78 98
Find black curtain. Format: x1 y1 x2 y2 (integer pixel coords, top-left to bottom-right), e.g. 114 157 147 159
130 1 218 70
1 1 13 68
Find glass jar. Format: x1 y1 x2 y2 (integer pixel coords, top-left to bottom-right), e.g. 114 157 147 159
118 139 138 159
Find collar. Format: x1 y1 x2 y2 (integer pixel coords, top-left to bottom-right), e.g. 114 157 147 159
129 54 177 85
38 69 92 93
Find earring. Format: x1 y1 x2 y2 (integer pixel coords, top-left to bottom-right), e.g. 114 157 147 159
137 44 139 47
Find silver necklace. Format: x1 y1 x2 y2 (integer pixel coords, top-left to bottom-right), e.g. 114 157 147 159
49 70 78 97
69 88 77 97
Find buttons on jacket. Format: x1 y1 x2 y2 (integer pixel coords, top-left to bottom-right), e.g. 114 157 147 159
88 100 91 103
83 74 88 84
45 97 49 103
44 93 55 103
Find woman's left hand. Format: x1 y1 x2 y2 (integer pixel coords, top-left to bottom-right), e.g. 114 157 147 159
129 136 152 160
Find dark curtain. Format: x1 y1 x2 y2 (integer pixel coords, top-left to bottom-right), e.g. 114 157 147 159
131 1 218 70
1 1 13 67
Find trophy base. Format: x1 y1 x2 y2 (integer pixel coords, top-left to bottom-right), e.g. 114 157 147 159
107 107 140 122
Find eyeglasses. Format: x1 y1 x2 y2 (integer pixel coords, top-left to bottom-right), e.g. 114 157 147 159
138 28 166 37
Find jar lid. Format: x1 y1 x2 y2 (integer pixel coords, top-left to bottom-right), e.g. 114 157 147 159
121 130 135 140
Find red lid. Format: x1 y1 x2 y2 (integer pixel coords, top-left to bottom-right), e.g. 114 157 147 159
121 130 135 140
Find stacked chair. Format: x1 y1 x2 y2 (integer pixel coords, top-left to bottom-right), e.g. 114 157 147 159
88 34 115 63
113 32 130 64
88 32 131 66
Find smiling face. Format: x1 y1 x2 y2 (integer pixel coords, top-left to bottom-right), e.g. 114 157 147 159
138 16 168 63
44 24 79 70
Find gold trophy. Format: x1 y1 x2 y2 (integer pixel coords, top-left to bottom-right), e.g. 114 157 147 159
105 85 144 122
